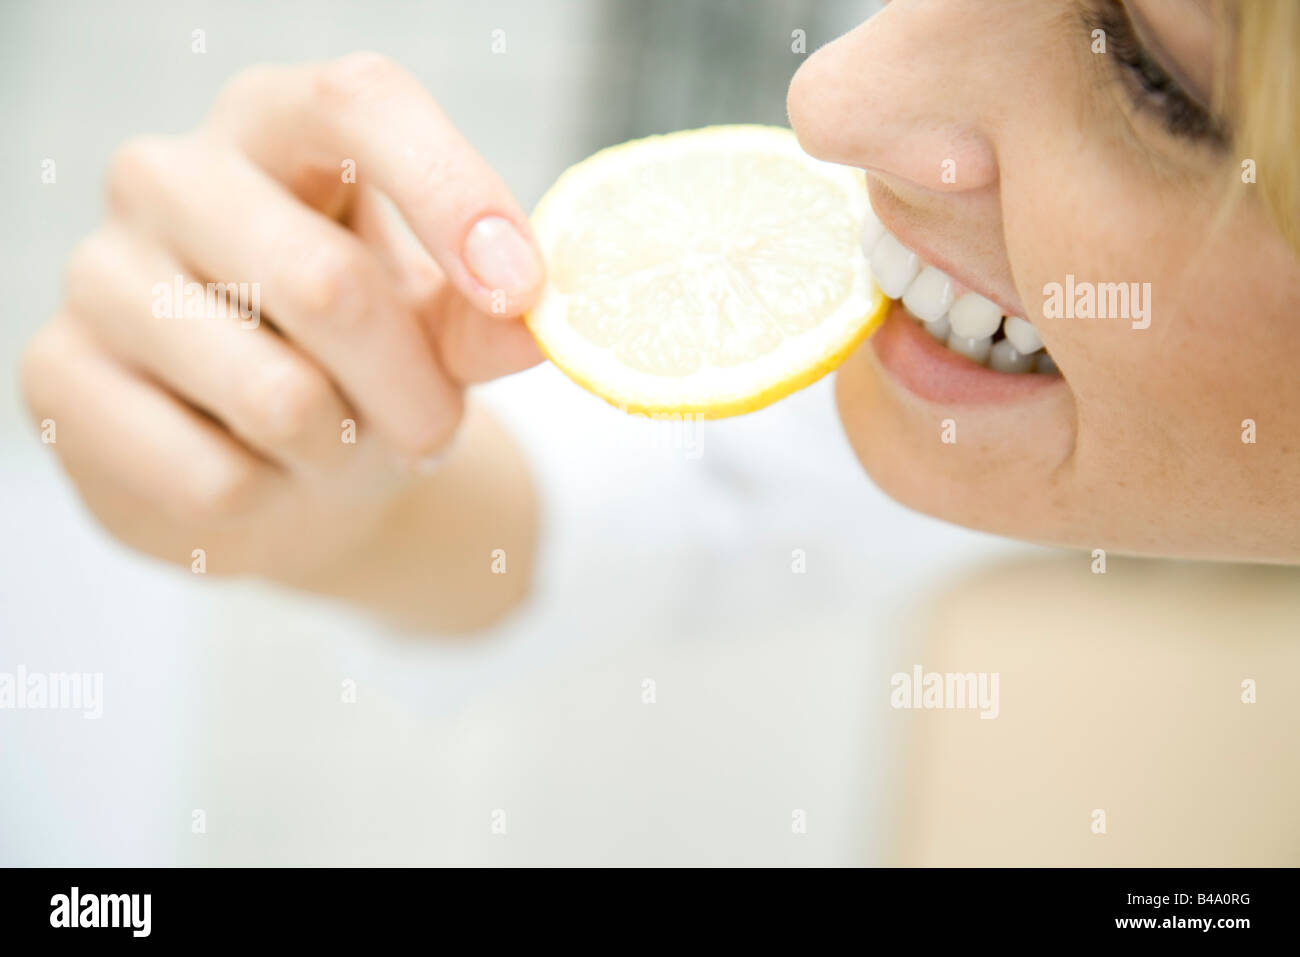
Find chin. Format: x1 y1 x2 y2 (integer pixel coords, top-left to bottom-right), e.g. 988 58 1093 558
833 324 1083 549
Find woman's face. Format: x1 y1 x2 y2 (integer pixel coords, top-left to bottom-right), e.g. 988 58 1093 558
789 0 1300 561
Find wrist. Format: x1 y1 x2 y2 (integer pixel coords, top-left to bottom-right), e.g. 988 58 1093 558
289 404 537 633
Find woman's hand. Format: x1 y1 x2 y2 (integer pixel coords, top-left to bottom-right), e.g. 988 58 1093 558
21 54 544 625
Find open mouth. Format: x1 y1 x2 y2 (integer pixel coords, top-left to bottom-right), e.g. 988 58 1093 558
861 206 1058 376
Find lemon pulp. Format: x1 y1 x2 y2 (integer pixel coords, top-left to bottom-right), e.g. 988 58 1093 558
526 125 886 418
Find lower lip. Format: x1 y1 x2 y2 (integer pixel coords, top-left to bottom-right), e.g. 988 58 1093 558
868 301 1064 405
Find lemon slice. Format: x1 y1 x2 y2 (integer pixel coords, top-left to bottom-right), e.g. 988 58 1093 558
524 125 886 419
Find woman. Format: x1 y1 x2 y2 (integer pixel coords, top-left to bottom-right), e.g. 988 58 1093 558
796 0 1300 564
16 0 1300 863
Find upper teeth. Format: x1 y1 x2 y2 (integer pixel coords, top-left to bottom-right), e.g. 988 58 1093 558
948 293 1002 339
869 234 920 299
1003 316 1043 354
901 266 953 322
863 207 1054 374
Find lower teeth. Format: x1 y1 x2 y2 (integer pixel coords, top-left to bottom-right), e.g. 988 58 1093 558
988 338 1035 373
903 304 1056 375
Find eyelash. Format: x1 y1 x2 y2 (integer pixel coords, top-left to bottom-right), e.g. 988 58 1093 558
1081 0 1227 147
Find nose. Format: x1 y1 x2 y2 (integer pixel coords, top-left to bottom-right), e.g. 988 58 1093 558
787 0 999 194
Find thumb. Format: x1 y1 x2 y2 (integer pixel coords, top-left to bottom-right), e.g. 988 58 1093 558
433 289 545 386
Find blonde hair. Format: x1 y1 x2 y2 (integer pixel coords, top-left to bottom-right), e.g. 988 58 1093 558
1231 2 1300 251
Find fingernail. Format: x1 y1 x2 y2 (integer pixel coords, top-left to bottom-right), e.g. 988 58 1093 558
463 216 543 297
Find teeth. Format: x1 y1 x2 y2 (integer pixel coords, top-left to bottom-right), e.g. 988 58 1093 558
870 234 921 299
945 333 992 365
901 266 955 322
865 211 1055 375
860 206 887 255
947 293 1003 340
1003 316 1043 354
988 338 1036 373
922 314 950 341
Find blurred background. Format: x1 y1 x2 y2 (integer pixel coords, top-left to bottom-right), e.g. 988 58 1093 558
2 0 1296 866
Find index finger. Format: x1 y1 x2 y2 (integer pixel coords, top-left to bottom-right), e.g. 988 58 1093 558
208 54 546 319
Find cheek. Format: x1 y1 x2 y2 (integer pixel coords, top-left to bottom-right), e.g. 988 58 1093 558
1005 144 1292 467
999 131 1300 552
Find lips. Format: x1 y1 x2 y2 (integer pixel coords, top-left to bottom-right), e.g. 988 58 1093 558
869 300 1062 404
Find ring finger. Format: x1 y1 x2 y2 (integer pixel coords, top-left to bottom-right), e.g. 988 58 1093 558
65 225 355 471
